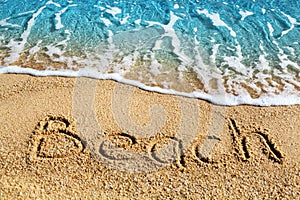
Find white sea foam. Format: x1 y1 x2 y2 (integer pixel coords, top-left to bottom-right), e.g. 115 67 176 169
46 0 61 7
4 5 47 64
211 44 221 63
43 30 71 59
197 9 237 37
100 17 113 26
94 5 105 11
0 66 299 106
3 0 69 64
56 4 77 30
223 41 248 75
0 10 34 28
280 11 300 38
146 12 193 66
239 10 254 21
0 17 21 27
29 40 43 55
258 42 270 71
267 22 274 36
174 4 179 9
106 6 122 17
120 15 130 24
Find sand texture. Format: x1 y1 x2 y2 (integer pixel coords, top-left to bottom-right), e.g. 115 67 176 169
0 74 299 199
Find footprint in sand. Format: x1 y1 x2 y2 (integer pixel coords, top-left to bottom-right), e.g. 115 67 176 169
28 115 84 161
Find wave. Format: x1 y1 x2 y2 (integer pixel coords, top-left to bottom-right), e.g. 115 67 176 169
0 0 299 105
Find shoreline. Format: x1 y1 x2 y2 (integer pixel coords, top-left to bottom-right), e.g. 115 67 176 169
0 73 299 199
1 66 299 106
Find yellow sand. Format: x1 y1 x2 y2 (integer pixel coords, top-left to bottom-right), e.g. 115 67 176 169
0 74 299 199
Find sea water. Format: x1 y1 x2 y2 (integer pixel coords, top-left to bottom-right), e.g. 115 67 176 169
0 0 299 105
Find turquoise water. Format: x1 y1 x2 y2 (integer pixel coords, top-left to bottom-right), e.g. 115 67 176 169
0 0 299 105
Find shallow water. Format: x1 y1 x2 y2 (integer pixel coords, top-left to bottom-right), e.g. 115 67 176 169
0 0 299 105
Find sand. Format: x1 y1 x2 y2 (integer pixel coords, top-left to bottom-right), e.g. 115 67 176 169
0 73 299 199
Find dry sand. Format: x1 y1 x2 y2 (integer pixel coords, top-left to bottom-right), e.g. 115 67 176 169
0 73 299 199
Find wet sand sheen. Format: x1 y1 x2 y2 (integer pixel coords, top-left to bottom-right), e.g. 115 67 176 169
0 74 299 199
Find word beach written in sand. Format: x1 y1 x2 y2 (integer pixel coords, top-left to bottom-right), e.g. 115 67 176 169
28 115 284 171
